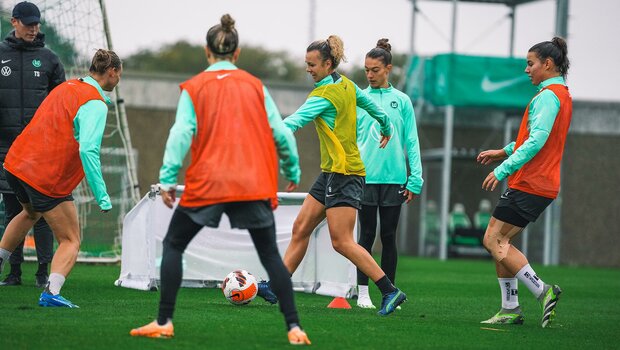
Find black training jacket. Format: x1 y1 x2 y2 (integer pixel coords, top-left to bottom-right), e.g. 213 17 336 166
0 31 65 192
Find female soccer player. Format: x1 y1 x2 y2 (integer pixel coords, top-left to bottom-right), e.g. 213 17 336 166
261 35 407 316
0 49 121 308
477 37 571 328
355 39 423 309
129 15 310 345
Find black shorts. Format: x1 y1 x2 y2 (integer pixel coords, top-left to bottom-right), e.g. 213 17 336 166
177 200 274 230
492 188 553 227
308 172 365 210
4 168 73 213
361 184 406 207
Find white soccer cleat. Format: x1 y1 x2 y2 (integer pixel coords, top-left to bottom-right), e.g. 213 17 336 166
356 295 376 309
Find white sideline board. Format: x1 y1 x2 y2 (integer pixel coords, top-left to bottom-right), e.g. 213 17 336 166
115 190 358 298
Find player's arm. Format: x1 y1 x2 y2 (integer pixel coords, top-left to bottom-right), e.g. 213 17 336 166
493 90 560 181
283 97 331 133
355 84 391 138
264 86 301 188
403 97 423 195
49 55 66 91
159 90 196 195
74 100 111 211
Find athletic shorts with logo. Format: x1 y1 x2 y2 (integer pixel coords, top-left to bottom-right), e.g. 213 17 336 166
4 167 73 212
308 172 365 210
361 184 406 207
178 200 274 230
492 188 553 227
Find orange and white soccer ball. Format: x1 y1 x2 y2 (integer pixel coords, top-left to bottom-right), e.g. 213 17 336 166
222 270 258 305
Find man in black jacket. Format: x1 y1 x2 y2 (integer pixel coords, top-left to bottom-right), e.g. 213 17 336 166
0 1 65 287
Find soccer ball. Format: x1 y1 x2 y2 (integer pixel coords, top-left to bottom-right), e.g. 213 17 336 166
222 270 258 305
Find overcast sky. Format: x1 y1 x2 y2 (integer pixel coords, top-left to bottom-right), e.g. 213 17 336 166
103 0 617 102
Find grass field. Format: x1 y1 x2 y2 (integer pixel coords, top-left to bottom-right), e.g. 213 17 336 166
0 257 619 349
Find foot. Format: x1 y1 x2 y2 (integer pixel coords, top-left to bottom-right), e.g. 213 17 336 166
481 308 524 325
377 288 407 316
287 327 311 345
39 291 79 308
540 284 562 328
35 273 49 288
0 274 22 286
356 294 376 309
256 280 278 304
130 320 174 338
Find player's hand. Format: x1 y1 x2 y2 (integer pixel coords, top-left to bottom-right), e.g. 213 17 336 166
161 188 176 208
404 190 416 204
379 134 391 148
285 181 298 192
477 149 506 165
482 171 499 191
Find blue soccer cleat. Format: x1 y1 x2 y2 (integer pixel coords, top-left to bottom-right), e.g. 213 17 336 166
377 288 407 316
39 291 80 308
256 280 278 304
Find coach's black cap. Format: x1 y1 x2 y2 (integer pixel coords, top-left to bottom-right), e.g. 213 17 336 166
12 2 41 25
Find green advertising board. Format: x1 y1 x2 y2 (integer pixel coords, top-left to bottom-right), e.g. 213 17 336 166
405 54 537 108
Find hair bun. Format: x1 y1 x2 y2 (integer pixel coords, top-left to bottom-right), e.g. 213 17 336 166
376 38 391 52
220 14 235 33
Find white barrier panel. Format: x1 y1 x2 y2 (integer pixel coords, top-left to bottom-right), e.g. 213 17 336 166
115 190 358 298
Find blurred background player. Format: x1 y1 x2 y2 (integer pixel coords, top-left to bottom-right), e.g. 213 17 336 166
0 49 119 308
355 38 423 309
260 35 407 316
129 14 310 345
0 1 65 287
477 37 571 328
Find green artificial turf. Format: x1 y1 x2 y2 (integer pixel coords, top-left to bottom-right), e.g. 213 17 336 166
0 257 618 349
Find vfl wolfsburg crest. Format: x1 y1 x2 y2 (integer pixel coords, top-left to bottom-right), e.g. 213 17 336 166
32 59 42 68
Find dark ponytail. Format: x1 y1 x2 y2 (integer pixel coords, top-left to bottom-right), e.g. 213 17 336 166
366 38 392 66
529 36 570 77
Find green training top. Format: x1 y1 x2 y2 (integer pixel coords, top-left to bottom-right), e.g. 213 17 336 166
159 61 301 190
73 76 112 210
356 83 423 194
284 73 390 175
494 76 565 181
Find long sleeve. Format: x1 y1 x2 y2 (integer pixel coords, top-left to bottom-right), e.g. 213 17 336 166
355 84 391 137
159 90 197 190
403 97 423 194
49 57 66 92
494 90 560 181
74 100 111 210
264 86 301 184
283 96 333 133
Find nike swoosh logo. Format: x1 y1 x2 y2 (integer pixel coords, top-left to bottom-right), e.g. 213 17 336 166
1 59 10 64
500 195 509 199
398 190 406 194
326 194 336 197
481 75 529 92
217 73 231 80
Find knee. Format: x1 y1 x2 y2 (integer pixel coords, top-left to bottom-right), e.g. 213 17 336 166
483 232 509 262
291 220 313 242
331 237 353 256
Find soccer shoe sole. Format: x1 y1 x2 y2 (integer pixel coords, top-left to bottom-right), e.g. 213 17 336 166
481 313 524 325
130 321 174 338
541 285 562 328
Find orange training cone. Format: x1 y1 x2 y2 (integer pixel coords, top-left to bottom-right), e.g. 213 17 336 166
327 297 351 309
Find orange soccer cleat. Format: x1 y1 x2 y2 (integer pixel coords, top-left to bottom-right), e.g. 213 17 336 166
288 327 311 345
129 320 174 338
